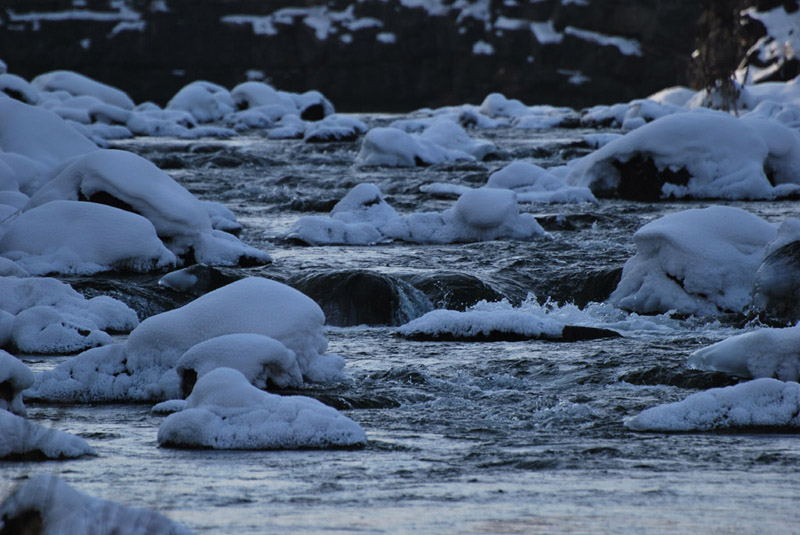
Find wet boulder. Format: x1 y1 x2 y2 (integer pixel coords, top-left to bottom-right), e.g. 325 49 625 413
290 270 432 327
752 239 800 326
403 272 505 311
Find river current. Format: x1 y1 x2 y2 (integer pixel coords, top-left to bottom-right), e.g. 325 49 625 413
3 117 800 534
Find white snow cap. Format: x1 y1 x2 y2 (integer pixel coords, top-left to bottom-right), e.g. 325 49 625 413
485 160 597 204
0 276 138 354
127 277 341 381
175 333 304 396
31 70 135 110
566 112 800 200
157 367 366 449
689 325 800 381
625 378 800 432
0 200 176 275
0 411 95 460
0 474 191 534
0 350 34 416
26 149 269 267
28 277 344 403
397 307 564 340
167 81 236 123
289 184 544 245
358 119 494 167
610 206 777 316
0 96 97 170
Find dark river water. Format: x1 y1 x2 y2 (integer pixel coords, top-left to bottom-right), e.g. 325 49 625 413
4 117 800 534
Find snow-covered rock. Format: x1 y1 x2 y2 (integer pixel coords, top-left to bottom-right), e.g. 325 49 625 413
609 206 777 316
0 73 39 105
0 474 190 533
175 333 304 397
689 325 800 381
752 220 800 324
566 112 800 200
396 296 621 342
288 184 544 245
485 161 597 204
166 81 235 123
0 96 97 170
31 70 135 110
0 350 33 416
25 149 269 267
479 92 528 118
0 411 95 460
0 200 176 275
0 276 138 354
625 378 800 432
28 277 344 402
304 114 367 142
358 119 493 167
157 368 366 449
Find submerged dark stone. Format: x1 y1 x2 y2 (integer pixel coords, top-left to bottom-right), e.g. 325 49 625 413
619 366 741 390
612 155 691 201
403 272 506 311
290 270 432 327
751 240 800 326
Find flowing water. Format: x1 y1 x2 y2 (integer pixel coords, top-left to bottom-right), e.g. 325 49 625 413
3 117 800 534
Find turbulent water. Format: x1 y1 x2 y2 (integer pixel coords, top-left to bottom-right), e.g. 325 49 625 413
5 118 800 534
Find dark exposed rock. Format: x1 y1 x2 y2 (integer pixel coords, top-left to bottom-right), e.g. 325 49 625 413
403 272 506 311
612 155 691 201
539 266 623 308
751 240 800 326
290 270 432 327
0 509 43 535
65 265 242 320
619 366 741 389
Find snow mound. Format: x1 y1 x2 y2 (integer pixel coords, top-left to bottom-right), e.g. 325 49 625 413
625 378 800 432
0 411 95 460
175 333 304 397
566 112 800 200
486 161 597 204
157 368 366 449
0 200 176 275
358 119 493 167
304 114 367 142
28 278 343 402
0 276 138 354
0 350 34 416
32 70 135 110
610 206 777 316
689 325 800 381
288 184 544 245
26 149 269 267
166 81 235 123
0 474 191 534
0 97 97 170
